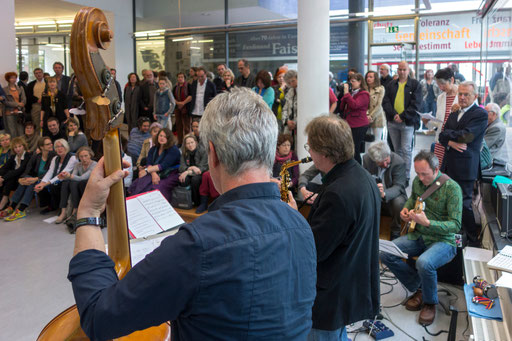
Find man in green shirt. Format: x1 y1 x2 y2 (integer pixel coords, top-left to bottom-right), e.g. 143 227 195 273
380 150 462 326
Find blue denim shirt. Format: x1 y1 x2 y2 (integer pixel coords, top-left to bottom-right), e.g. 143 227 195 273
68 182 317 341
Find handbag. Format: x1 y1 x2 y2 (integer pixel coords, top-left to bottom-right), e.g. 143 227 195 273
171 185 193 209
364 131 375 142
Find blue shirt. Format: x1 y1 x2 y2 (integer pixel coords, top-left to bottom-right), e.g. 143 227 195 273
68 182 317 341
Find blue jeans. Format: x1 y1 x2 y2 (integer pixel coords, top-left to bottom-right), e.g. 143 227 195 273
387 121 414 178
11 182 37 207
380 236 456 304
308 327 348 341
156 114 169 128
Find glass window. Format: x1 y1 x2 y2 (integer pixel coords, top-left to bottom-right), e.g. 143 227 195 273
136 39 166 76
228 0 297 24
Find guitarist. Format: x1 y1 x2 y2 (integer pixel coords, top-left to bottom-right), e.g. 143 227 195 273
380 151 462 326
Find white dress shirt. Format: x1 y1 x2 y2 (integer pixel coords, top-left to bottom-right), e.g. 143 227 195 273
192 81 206 116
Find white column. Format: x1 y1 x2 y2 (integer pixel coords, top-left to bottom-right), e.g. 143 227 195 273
0 0 17 88
297 0 330 161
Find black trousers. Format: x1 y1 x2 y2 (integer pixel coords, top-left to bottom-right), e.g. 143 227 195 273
381 195 407 235
70 180 88 209
180 174 202 206
351 125 368 164
1 179 19 196
49 182 63 210
457 179 480 246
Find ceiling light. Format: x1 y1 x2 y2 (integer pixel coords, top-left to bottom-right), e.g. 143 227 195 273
198 39 214 43
172 37 193 42
15 26 33 30
134 29 165 37
190 47 201 50
38 25 56 28
46 44 62 47
16 20 54 26
56 19 74 24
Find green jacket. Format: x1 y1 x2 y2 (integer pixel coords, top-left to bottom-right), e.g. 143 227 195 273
405 172 462 247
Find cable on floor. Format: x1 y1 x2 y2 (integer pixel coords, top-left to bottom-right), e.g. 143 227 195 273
423 324 448 336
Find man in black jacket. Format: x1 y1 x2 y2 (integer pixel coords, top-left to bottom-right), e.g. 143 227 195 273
53 61 72 106
290 115 381 340
439 81 487 246
26 68 46 132
382 61 422 182
363 141 407 240
138 69 157 121
379 64 392 88
189 67 217 119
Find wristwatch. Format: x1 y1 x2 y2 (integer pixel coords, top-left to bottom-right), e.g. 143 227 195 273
74 217 106 230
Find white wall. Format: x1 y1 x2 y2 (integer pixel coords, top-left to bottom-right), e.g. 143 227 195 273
0 0 17 88
64 0 134 85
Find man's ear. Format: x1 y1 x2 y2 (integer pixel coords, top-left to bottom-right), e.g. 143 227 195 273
209 141 220 168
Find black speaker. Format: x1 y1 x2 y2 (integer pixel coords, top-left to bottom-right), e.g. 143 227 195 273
494 182 512 238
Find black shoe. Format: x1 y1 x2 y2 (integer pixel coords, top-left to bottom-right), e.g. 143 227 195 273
40 207 54 215
390 231 401 240
195 196 209 214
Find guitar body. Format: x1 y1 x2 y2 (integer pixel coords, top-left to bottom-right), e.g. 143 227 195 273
401 197 423 235
37 7 170 341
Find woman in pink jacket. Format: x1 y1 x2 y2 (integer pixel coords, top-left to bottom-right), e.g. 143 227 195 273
339 73 370 164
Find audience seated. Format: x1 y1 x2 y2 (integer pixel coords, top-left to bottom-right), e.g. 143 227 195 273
178 133 208 206
484 102 508 163
0 134 12 167
380 151 462 326
22 122 39 153
34 138 78 214
363 141 407 240
2 137 54 221
55 146 97 225
298 164 322 205
272 133 299 191
0 137 32 213
128 128 180 203
127 117 151 162
195 171 220 214
66 116 88 153
136 122 162 168
120 136 134 189
47 117 67 143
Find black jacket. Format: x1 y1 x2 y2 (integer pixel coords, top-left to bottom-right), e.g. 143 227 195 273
22 151 56 178
382 77 422 129
188 79 217 115
138 81 157 117
0 152 33 181
439 104 488 181
307 160 381 330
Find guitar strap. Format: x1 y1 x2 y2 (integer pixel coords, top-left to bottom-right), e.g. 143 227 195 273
419 173 450 202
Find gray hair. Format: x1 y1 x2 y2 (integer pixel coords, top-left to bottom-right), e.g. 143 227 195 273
284 70 298 84
380 64 390 71
367 141 391 163
199 87 278 176
54 138 70 153
460 81 478 96
414 150 439 171
486 103 501 115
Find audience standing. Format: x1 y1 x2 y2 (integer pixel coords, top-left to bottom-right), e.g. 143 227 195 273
213 64 226 92
234 59 256 88
272 67 288 130
41 76 70 135
139 69 157 121
189 67 216 120
153 77 175 128
379 64 392 88
3 72 26 137
26 68 46 132
383 61 422 183
252 70 275 109
420 69 440 115
173 72 192 145
124 72 140 132
221 69 235 92
282 70 298 136
272 134 299 191
366 70 386 141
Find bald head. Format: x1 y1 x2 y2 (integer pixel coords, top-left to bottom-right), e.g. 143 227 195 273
397 61 409 82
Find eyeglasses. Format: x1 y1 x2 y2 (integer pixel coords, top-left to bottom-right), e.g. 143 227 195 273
304 143 311 152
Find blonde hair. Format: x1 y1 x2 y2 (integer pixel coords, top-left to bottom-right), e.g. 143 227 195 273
10 136 28 152
181 133 198 155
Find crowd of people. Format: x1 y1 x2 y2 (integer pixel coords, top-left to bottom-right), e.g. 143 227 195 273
1 57 511 339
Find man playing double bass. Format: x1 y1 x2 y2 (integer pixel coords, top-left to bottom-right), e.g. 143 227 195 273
380 151 462 326
67 88 317 340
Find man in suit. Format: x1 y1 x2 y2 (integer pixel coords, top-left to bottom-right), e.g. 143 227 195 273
213 64 226 92
53 61 72 106
363 141 407 240
189 67 217 120
139 69 157 121
439 81 488 246
289 115 381 340
25 68 46 132
234 59 256 88
383 61 422 183
484 102 507 163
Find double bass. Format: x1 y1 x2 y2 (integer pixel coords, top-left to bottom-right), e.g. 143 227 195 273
37 7 170 340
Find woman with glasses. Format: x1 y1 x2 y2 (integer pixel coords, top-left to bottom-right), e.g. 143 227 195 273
2 137 55 221
34 139 77 215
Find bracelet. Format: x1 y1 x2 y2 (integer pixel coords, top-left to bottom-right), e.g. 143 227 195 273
75 217 106 230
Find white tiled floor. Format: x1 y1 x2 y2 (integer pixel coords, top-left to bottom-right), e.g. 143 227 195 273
4 129 510 340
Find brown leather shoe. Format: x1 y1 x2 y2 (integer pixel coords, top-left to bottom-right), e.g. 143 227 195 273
405 290 423 311
419 304 436 326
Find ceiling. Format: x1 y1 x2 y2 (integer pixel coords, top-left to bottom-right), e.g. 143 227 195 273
15 0 82 23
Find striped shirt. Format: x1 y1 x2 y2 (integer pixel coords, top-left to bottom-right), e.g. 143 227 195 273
433 95 456 166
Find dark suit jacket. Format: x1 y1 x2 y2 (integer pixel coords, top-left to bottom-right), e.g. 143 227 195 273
307 160 381 330
234 73 256 88
188 79 217 114
362 152 407 202
22 151 56 178
439 104 488 181
138 81 157 117
382 77 422 129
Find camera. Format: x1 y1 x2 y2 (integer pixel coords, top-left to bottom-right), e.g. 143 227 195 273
372 175 382 184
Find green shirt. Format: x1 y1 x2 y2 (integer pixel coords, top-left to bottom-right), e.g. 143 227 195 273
394 81 406 115
405 172 462 247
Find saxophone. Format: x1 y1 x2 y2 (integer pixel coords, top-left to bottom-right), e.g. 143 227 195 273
280 156 312 202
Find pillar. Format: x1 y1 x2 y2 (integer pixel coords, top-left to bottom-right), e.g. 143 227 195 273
296 0 330 163
0 0 17 87
348 0 365 73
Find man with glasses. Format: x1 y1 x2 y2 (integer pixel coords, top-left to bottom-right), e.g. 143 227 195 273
234 59 256 88
484 102 507 163
189 67 217 120
291 115 381 341
439 81 487 246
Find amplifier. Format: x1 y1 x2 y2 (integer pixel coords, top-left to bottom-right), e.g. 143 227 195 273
494 182 512 238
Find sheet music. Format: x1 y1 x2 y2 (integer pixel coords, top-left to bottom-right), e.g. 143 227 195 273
379 239 408 259
126 190 185 239
130 229 180 266
487 245 512 274
418 111 442 123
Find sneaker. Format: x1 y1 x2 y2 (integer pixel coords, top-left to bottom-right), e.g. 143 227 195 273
5 209 26 222
0 207 13 218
